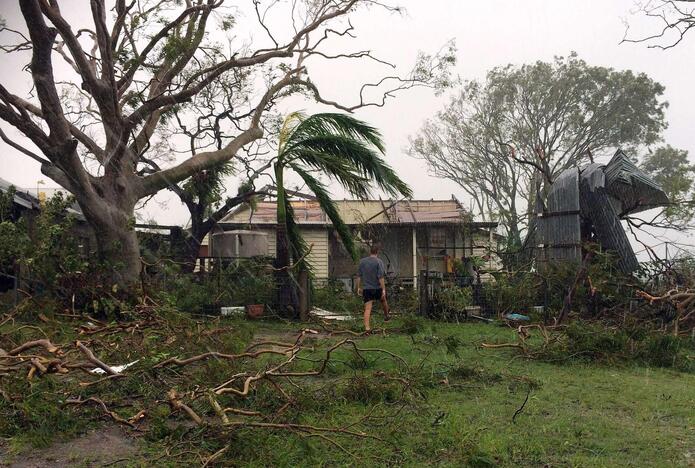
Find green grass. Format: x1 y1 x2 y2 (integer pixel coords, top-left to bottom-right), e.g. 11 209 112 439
2 313 693 467
211 320 693 467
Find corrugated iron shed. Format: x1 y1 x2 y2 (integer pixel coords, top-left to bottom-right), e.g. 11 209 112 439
538 167 582 264
536 149 667 274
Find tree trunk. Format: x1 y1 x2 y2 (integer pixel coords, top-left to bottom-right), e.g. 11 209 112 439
274 166 298 317
93 219 142 289
74 186 142 293
181 204 206 273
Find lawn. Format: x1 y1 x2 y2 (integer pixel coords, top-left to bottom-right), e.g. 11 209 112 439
1 313 693 467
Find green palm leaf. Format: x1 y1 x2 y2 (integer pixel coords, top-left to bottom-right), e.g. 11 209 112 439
273 112 412 311
285 135 411 198
290 163 358 260
285 113 385 153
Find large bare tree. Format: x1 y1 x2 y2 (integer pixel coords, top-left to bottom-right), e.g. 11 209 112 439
0 0 454 287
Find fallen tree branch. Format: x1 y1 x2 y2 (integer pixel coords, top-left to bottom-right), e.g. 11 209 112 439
8 339 60 356
512 386 531 424
167 389 203 426
65 397 137 428
76 341 119 375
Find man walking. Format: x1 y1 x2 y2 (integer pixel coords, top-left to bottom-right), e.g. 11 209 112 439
356 244 390 332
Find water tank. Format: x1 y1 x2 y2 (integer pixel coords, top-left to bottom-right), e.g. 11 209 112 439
210 230 268 258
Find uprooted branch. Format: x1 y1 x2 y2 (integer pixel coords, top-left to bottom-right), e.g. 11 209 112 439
154 329 318 368
482 324 556 355
8 339 60 356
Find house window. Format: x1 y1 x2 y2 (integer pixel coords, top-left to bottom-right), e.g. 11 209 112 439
429 227 446 248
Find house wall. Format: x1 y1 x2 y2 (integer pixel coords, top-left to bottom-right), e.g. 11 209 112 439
414 226 501 277
328 225 413 280
303 228 329 279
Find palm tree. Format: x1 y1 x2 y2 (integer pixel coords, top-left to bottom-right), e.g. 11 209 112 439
273 112 412 316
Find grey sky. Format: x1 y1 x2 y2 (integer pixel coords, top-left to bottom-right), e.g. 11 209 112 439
1 0 693 255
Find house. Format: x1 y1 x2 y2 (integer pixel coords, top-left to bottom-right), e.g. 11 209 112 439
0 178 93 293
207 196 501 288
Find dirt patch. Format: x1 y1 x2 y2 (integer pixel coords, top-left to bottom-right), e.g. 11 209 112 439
1 426 139 467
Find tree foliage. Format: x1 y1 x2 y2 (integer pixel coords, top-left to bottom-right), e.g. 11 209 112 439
641 145 695 223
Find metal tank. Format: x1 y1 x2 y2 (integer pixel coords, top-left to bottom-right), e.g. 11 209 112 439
210 230 268 258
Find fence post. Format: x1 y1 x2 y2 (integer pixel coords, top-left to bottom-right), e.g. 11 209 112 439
298 269 310 321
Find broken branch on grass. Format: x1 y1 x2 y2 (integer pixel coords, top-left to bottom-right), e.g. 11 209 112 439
8 339 60 356
156 329 319 368
76 341 119 375
154 347 295 368
65 397 137 428
167 389 204 426
512 386 531 424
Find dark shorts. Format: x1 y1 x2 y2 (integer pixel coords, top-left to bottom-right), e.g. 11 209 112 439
363 288 383 303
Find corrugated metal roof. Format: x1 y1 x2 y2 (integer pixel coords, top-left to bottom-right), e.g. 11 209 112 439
535 149 666 274
221 199 496 228
0 178 86 220
0 177 39 210
538 167 582 263
604 150 669 215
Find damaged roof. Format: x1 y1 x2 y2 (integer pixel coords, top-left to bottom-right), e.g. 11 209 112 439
604 150 670 215
0 177 85 220
221 198 497 228
0 177 40 210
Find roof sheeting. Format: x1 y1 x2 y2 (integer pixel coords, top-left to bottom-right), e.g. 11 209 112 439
579 171 639 273
538 167 582 264
0 177 39 210
535 150 667 274
604 150 669 215
222 199 496 228
0 178 86 220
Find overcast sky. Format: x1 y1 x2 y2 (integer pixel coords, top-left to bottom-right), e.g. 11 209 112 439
1 0 694 253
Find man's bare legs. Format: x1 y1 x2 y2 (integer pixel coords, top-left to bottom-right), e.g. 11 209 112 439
363 300 373 331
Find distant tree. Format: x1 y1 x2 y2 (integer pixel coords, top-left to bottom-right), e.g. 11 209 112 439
410 54 668 255
641 145 695 224
623 0 695 49
272 112 411 315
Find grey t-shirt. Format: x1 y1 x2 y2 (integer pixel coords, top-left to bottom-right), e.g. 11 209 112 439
358 256 385 290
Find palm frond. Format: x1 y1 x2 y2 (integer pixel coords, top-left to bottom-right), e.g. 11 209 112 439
278 111 306 152
289 149 371 199
285 135 412 198
286 113 385 153
290 163 358 260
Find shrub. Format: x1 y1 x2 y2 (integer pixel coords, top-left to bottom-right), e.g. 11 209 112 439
483 272 542 316
156 258 275 314
312 279 362 313
341 375 400 404
398 314 425 335
0 192 100 306
535 320 694 372
434 285 472 321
